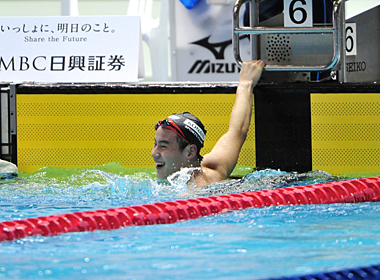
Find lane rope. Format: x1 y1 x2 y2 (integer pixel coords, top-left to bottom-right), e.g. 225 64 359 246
1 176 380 242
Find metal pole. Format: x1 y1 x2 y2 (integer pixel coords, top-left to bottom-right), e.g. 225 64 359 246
250 0 260 60
337 0 346 83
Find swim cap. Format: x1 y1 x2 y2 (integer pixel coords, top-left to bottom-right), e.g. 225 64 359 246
155 112 207 151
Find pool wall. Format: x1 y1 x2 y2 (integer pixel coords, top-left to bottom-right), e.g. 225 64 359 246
7 82 380 175
15 83 251 172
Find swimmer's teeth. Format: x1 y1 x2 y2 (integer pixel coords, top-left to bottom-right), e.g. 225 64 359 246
156 162 164 167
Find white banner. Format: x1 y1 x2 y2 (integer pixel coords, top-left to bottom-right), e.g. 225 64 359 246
0 16 144 83
171 0 250 82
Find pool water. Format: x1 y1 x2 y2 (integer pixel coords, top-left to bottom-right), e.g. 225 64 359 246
1 162 380 280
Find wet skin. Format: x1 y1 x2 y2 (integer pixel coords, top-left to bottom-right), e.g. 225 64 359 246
151 127 189 179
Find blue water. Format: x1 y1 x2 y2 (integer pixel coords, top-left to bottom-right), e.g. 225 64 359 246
0 165 380 280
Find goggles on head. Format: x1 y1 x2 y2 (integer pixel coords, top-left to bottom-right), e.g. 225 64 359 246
155 118 189 143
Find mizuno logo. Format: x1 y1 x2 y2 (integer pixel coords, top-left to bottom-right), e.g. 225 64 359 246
188 60 238 74
190 35 249 60
188 35 249 75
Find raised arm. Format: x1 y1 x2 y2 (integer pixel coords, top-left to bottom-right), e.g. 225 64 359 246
196 60 265 187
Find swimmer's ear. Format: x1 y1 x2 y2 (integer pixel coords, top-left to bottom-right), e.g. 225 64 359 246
187 144 198 159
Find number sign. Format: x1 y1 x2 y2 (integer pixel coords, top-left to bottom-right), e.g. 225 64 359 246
345 23 357 56
284 0 313 27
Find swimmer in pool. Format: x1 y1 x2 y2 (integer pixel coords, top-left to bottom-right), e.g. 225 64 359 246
152 60 265 188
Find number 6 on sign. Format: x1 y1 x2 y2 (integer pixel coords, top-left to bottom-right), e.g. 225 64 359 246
284 0 313 27
345 23 357 56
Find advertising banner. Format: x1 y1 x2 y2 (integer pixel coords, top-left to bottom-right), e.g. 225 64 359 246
0 16 144 83
171 0 250 82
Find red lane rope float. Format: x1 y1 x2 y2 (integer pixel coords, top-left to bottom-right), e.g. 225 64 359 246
1 176 380 242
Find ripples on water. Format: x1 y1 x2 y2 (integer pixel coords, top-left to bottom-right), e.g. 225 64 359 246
1 163 380 280
0 162 338 202
0 161 353 221
0 162 341 220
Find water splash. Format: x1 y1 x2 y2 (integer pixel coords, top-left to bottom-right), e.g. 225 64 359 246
0 162 370 203
181 169 336 198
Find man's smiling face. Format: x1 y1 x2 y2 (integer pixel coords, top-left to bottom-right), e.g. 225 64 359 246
151 126 189 179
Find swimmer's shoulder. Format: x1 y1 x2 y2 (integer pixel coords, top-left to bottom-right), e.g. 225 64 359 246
193 166 225 188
